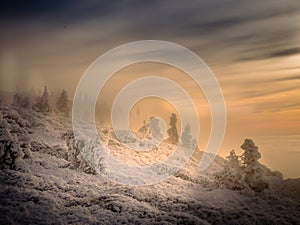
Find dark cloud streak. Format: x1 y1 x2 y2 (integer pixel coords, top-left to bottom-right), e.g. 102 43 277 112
269 47 300 58
0 0 75 19
273 74 300 82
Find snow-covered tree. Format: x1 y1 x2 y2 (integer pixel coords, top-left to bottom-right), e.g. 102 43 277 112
56 89 69 115
62 131 96 174
12 92 22 107
240 139 268 192
138 120 149 134
0 109 31 170
12 92 32 109
149 117 163 140
33 86 51 112
192 138 198 150
181 124 192 149
23 96 32 109
0 120 20 169
167 113 179 144
215 150 247 190
43 86 49 98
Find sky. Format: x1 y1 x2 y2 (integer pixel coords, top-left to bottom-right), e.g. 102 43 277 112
0 0 299 178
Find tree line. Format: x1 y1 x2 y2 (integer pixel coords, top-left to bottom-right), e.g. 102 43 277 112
139 113 198 150
12 86 70 115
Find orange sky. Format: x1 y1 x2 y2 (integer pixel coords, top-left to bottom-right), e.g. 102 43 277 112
93 60 300 178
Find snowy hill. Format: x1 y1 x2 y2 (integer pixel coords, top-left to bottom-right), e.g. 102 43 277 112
0 105 299 225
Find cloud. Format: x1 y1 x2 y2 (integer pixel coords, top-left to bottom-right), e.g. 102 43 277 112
269 47 300 58
1 0 300 63
273 75 300 82
240 85 299 99
239 46 300 61
0 0 76 19
1 0 300 95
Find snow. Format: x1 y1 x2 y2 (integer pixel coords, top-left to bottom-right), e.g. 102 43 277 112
0 105 299 224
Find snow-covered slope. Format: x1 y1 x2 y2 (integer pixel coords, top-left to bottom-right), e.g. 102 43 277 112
0 105 299 225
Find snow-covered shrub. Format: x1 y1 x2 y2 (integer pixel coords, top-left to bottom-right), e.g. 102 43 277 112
0 120 21 169
62 131 96 174
0 111 31 171
2 107 29 128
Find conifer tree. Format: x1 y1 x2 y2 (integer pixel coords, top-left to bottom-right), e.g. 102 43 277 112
181 124 192 149
56 89 69 115
167 113 179 144
33 86 51 112
240 139 268 192
215 149 246 190
149 117 163 140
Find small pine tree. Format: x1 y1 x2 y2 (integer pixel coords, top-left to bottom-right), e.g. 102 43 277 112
62 131 96 174
23 96 31 109
12 92 32 109
138 120 149 133
33 86 51 112
167 113 179 144
42 86 49 99
181 124 192 149
215 150 246 190
137 119 150 139
56 90 69 115
12 93 22 107
240 139 268 192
